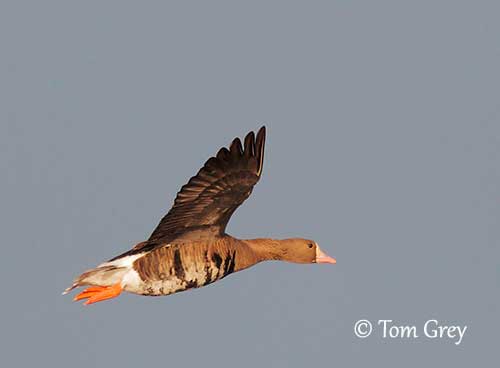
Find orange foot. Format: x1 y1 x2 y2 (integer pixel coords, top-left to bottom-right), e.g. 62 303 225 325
73 284 122 305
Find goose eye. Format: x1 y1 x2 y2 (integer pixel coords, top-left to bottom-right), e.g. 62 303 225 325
308 243 314 249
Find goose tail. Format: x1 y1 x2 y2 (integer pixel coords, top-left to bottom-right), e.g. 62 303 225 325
62 265 128 295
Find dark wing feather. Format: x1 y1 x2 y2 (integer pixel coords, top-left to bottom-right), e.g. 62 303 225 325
147 126 266 244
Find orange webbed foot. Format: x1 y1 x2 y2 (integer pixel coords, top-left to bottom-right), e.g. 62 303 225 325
73 284 122 305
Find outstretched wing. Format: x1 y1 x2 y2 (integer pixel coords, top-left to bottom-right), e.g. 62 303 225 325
148 126 266 245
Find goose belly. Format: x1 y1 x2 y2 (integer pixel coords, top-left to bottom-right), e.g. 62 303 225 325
138 268 210 296
129 247 238 296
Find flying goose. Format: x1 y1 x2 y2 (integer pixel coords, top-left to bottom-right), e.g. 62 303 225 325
64 127 336 305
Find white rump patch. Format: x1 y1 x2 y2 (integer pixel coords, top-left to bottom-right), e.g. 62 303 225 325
99 253 144 268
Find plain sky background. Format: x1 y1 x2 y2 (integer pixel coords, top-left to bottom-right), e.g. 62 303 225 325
1 1 499 367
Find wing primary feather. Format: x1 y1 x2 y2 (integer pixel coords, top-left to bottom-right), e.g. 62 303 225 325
230 137 244 156
255 126 266 176
244 131 255 157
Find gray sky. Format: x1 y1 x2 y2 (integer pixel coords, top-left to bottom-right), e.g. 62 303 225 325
1 1 499 367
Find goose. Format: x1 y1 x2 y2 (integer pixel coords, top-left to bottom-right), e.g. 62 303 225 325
64 126 336 305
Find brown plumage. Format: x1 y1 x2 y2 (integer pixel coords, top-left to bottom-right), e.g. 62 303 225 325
64 127 336 305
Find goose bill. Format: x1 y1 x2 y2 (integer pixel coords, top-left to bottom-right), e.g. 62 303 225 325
315 245 336 264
